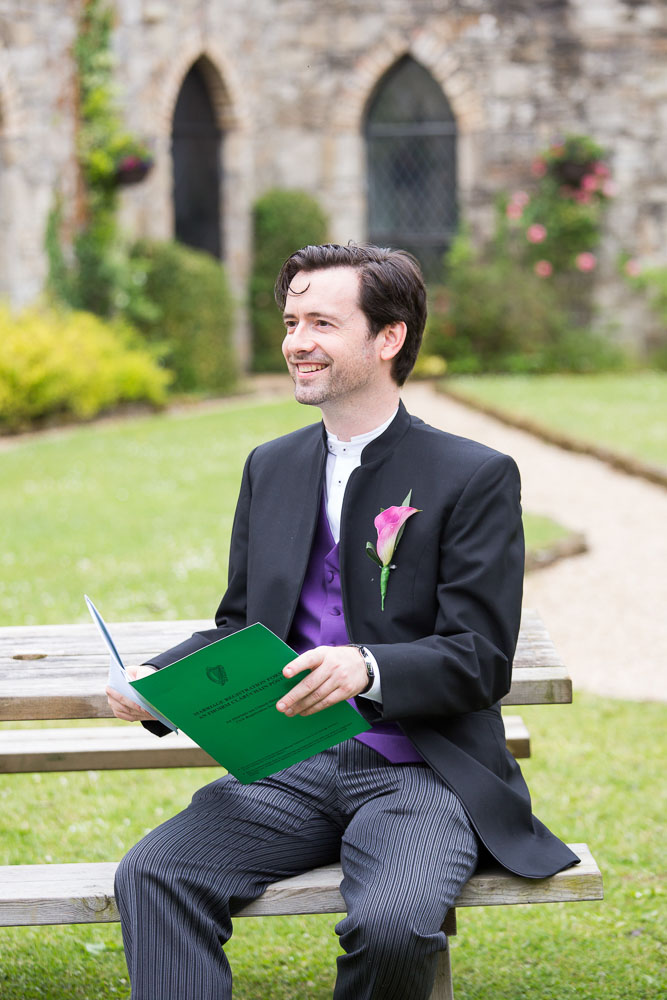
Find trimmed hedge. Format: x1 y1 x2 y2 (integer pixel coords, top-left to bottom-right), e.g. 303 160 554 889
250 189 328 372
0 305 170 432
131 240 238 393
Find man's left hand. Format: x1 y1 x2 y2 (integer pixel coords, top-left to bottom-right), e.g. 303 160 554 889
276 645 367 717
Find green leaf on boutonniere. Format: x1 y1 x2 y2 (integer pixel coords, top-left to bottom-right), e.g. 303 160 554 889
366 541 383 567
394 490 414 549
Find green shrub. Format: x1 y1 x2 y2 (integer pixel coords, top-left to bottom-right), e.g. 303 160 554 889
0 304 170 432
131 240 238 393
620 257 667 369
425 233 568 373
250 189 328 372
426 232 625 374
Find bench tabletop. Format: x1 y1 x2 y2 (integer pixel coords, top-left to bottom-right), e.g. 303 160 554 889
0 608 571 721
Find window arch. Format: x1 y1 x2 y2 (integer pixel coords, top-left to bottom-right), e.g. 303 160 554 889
171 59 223 259
365 56 457 281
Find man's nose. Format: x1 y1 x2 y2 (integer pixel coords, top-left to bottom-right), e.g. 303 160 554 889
287 321 315 353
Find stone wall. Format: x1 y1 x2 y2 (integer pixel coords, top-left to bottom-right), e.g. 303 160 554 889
0 0 665 357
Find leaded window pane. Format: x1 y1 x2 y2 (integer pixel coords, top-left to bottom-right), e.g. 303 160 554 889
365 57 457 281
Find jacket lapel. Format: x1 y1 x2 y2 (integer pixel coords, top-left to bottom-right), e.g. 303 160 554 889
261 424 327 639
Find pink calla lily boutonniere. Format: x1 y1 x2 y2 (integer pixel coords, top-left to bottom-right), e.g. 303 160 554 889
366 490 421 611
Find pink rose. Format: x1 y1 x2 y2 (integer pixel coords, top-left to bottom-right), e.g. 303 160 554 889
531 158 547 178
593 162 610 178
534 260 553 278
512 190 530 207
576 252 597 272
582 174 599 192
506 202 523 220
624 258 641 278
527 224 547 244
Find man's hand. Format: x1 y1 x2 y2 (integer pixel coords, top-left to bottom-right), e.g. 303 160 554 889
276 645 367 717
106 665 159 723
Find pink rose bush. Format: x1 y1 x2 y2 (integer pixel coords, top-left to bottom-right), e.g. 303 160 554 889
502 136 614 277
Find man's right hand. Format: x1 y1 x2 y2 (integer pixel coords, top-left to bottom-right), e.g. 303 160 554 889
106 665 159 723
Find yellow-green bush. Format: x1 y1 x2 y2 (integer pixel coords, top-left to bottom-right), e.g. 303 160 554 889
0 304 170 432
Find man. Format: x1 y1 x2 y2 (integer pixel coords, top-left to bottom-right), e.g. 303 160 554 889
109 243 578 1000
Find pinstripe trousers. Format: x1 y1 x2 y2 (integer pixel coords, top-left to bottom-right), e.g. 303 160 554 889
115 740 478 999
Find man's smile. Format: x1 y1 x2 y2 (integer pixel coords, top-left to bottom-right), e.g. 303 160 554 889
294 362 329 375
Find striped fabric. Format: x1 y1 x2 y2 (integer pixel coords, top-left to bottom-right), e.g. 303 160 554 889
116 740 478 999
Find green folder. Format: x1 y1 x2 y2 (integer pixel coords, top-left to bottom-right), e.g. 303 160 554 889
131 622 371 784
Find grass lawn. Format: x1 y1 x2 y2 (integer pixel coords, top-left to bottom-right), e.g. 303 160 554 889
522 512 573 551
0 399 664 996
0 693 664 998
441 372 667 469
0 397 566 628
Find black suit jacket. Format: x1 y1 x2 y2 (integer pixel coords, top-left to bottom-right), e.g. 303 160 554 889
148 402 579 878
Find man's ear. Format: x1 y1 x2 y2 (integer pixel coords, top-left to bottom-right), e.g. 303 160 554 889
378 321 407 361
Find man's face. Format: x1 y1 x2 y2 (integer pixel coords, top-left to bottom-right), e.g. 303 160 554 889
281 267 385 411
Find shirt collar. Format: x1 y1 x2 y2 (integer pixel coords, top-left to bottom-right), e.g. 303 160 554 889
325 408 399 458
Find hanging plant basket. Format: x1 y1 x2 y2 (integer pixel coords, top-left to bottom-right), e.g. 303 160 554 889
114 156 154 186
551 159 594 187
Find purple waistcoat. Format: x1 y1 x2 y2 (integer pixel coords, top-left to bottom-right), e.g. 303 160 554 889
288 492 423 764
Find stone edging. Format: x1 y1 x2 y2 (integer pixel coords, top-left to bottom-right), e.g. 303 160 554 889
439 384 667 491
525 532 588 573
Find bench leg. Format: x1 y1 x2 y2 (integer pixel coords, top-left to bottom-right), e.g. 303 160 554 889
428 908 455 1000
430 943 454 1000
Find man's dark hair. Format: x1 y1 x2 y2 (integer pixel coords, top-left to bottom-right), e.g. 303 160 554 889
274 243 427 386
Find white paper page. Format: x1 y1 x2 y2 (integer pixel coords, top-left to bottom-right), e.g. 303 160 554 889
85 595 177 732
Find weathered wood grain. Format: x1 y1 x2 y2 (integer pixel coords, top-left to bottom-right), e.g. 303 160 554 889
0 716 531 772
0 845 601 927
0 609 570 720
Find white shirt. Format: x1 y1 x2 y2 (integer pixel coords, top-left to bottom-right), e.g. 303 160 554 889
323 408 398 702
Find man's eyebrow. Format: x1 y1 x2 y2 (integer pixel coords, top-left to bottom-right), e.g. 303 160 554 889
282 309 342 322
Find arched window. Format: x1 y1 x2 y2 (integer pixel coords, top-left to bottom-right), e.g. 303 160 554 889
365 56 457 281
171 60 223 258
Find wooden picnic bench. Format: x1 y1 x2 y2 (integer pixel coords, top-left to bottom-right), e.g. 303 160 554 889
0 610 602 999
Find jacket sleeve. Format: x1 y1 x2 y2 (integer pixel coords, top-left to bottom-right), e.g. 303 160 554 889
364 452 524 722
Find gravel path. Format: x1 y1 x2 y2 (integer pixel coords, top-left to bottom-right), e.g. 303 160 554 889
401 382 667 703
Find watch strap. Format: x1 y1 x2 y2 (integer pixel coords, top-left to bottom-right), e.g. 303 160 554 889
348 643 375 693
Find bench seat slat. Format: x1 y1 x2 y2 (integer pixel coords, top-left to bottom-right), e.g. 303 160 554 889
0 845 602 927
0 716 530 773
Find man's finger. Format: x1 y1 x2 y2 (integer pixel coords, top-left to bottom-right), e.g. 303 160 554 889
278 672 337 716
283 648 323 679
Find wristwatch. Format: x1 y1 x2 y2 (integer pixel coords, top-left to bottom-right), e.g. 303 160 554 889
349 644 375 694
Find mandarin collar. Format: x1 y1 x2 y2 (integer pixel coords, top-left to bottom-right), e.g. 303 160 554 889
318 399 412 465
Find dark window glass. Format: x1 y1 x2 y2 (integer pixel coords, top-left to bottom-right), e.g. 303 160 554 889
172 63 222 259
365 57 457 281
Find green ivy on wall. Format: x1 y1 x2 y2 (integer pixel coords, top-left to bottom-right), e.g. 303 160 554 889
47 0 155 323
